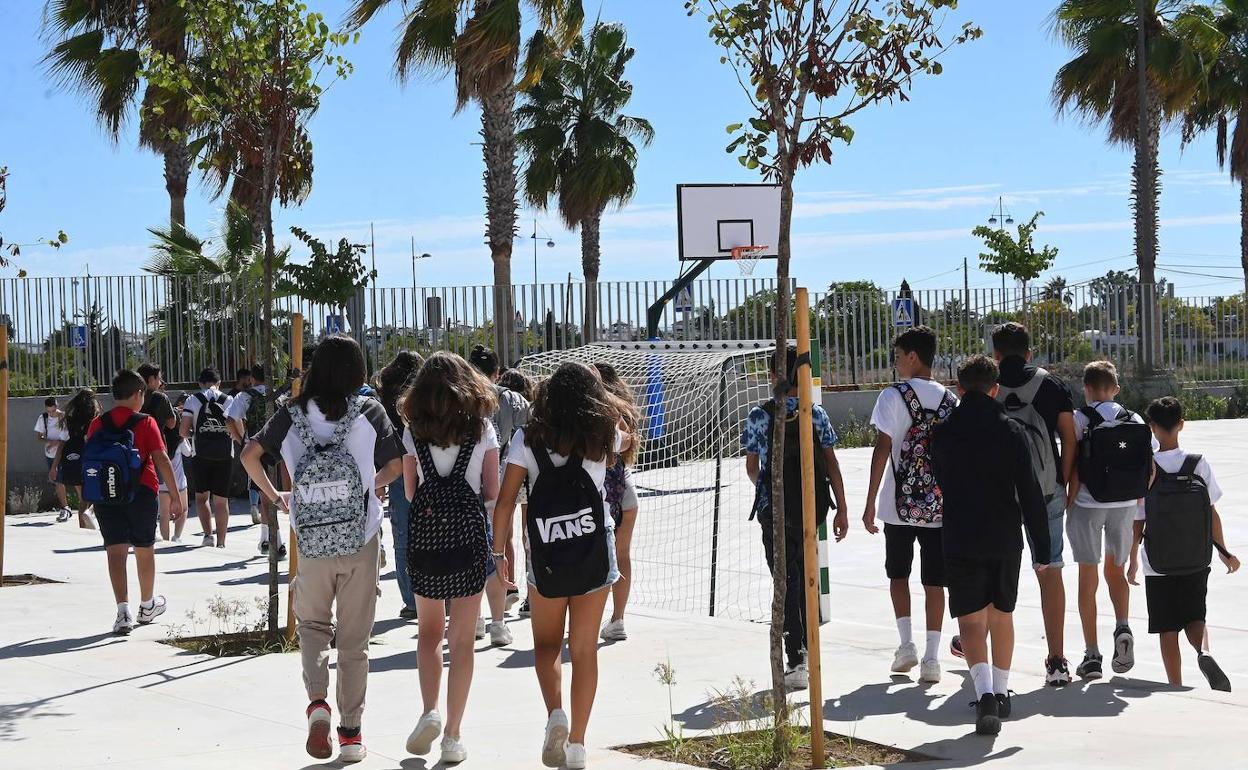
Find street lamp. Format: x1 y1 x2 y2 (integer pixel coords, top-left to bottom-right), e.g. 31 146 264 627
410 236 432 291
987 196 1015 303
530 220 555 335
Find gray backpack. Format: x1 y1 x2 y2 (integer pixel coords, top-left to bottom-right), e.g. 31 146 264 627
997 368 1058 497
492 385 531 459
288 397 368 559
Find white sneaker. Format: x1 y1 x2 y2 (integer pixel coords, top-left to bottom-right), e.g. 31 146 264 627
565 741 588 770
505 590 520 611
81 512 98 530
919 657 941 683
406 710 442 756
488 621 513 647
600 618 628 642
249 505 261 524
201 533 214 548
112 609 134 636
542 709 570 768
440 735 468 764
891 642 919 673
55 507 73 523
784 661 810 690
171 535 183 544
475 616 487 640
137 595 167 625
379 546 387 570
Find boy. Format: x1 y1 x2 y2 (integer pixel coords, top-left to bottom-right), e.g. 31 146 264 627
228 364 286 557
88 369 184 634
931 355 1050 736
744 346 849 690
863 326 957 682
138 363 186 542
1069 361 1151 679
36 396 72 522
1129 397 1240 691
181 368 234 547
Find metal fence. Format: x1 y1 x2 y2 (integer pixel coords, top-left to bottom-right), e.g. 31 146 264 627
1 273 1243 393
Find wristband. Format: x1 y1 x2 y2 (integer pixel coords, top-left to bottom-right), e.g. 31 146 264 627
491 552 507 560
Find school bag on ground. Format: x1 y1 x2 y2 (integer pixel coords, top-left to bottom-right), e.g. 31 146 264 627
1077 405 1153 503
526 437 610 597
893 382 958 525
997 369 1059 495
1143 455 1213 575
81 411 145 504
191 392 233 460
288 397 368 559
407 432 489 599
750 400 833 531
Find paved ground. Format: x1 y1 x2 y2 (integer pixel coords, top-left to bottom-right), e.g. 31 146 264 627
3 419 1248 769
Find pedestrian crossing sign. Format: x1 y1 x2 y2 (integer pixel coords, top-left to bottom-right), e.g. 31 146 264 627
892 297 915 328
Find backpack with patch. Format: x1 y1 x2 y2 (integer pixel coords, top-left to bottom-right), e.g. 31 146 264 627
997 368 1059 496
407 431 489 599
526 436 610 598
81 411 145 504
893 382 957 525
192 392 233 460
1144 455 1213 575
751 400 833 531
1077 405 1153 503
243 387 270 437
288 397 368 559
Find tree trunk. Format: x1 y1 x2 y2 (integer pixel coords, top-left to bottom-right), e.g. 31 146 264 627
230 161 266 244
1134 2 1160 372
1241 177 1248 300
581 212 602 343
480 73 519 363
163 142 191 231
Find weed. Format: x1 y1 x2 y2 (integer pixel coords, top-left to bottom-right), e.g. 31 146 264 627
834 413 876 449
164 594 294 656
7 486 43 515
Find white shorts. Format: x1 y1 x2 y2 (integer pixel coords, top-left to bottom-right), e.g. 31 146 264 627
159 452 187 493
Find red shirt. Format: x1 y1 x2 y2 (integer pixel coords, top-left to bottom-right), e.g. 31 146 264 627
87 406 166 493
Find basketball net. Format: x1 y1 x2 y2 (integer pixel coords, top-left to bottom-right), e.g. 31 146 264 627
730 245 768 276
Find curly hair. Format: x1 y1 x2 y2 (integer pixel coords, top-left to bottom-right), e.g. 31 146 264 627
497 368 534 401
62 388 101 437
377 350 424 418
526 361 620 463
401 351 497 448
593 362 640 466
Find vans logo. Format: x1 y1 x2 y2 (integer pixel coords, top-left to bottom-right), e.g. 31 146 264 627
534 508 597 543
296 480 351 504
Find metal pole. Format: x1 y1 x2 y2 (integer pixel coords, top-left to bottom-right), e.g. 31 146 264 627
963 257 970 326
708 359 728 617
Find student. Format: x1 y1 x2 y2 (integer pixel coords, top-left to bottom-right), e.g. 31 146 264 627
930 355 1050 734
83 370 184 635
137 363 187 543
743 347 848 688
242 335 403 764
181 368 234 547
49 388 101 530
498 367 536 617
400 352 500 764
492 362 626 770
863 326 956 682
230 366 255 396
1069 360 1153 680
1129 397 1240 691
378 350 425 619
36 396 72 522
593 363 644 643
228 364 286 557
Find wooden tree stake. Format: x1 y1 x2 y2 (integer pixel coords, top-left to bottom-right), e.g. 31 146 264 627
285 313 303 645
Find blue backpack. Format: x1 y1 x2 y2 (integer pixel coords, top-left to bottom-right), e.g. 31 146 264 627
82 411 145 504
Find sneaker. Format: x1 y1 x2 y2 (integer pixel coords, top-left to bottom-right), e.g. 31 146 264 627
600 618 628 642
277 544 287 561
995 691 1013 720
399 606 418 621
406 710 442 755
137 595 167 625
1045 654 1072 687
950 634 964 659
259 540 269 555
518 598 531 618
974 693 1001 736
171 536 182 544
475 616 487 640
201 533 214 548
305 700 332 760
337 726 366 764
488 621 513 647
1076 652 1103 681
249 505 261 525
112 609 134 636
81 512 98 530
783 660 810 690
919 658 941 683
565 741 588 770
440 735 468 764
542 710 570 768
891 642 919 673
216 543 225 549
506 588 521 611
56 507 73 523
1112 625 1135 674
379 546 387 570
1198 653 1232 692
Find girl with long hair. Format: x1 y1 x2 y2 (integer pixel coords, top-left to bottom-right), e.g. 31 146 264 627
49 388 101 529
593 363 642 642
377 349 425 618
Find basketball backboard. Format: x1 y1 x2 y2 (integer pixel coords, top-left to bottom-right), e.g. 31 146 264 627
677 183 781 261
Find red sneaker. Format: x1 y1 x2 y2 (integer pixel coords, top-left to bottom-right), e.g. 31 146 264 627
305 700 332 759
338 726 367 763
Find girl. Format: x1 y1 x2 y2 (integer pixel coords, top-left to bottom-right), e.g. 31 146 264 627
493 362 627 770
158 393 191 542
49 388 100 530
593 363 641 642
378 350 425 619
400 352 499 764
498 367 535 615
241 335 404 765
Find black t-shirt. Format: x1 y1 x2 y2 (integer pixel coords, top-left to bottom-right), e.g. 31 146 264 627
998 356 1074 485
143 390 179 455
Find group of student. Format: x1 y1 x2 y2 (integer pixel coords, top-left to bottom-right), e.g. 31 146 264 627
751 322 1241 738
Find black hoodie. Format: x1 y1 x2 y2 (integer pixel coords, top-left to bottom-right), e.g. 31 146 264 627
930 390 1051 563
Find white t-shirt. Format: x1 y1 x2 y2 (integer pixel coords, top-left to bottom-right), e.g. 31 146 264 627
870 378 958 528
402 419 500 495
1073 401 1154 509
35 412 69 458
183 387 235 457
1135 448 1223 578
226 384 266 425
505 427 624 527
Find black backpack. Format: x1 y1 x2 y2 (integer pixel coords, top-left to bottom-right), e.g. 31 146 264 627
60 430 86 483
1143 455 1213 576
526 437 610 598
406 431 489 599
752 400 833 531
1076 405 1153 503
192 392 233 460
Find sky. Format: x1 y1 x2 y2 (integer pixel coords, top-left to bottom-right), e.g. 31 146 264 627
1 0 1246 298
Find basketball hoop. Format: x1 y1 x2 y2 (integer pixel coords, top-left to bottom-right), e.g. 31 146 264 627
731 245 769 276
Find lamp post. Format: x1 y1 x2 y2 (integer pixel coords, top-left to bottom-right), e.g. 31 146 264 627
410 236 432 343
987 196 1014 308
530 219 555 339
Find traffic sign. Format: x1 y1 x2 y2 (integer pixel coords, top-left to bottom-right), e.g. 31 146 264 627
891 298 915 328
325 314 344 334
675 286 694 314
70 325 88 349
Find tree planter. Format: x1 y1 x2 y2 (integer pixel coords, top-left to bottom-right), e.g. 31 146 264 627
618 727 929 770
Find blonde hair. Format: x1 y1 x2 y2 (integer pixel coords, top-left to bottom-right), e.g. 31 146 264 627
1083 360 1119 392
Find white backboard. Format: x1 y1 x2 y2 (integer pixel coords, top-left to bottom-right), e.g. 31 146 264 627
677 183 782 261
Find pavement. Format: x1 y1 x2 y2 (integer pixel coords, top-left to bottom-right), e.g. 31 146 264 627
3 419 1248 769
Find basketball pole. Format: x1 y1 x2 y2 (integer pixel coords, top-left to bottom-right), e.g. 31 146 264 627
285 314 303 645
0 323 8 581
794 288 825 767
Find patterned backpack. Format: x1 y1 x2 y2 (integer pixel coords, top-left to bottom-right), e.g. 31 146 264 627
407 431 489 600
893 382 957 525
288 397 368 559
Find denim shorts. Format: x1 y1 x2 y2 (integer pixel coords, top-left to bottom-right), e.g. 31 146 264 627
526 524 620 595
1025 484 1068 568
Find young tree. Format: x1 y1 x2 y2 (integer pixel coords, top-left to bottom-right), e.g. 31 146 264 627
284 227 377 334
687 0 979 740
972 211 1059 314
0 166 66 273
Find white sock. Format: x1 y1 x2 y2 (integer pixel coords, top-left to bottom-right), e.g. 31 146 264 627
924 630 941 661
970 662 993 699
897 617 913 646
992 666 1010 695
140 597 154 609
273 526 284 547
259 523 268 543
117 601 129 616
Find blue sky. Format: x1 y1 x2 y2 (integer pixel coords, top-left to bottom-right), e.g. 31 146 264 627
1 0 1245 297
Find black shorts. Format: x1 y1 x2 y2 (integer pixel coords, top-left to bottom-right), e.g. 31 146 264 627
883 523 945 586
1146 569 1209 634
96 486 159 548
946 552 1022 618
189 456 233 497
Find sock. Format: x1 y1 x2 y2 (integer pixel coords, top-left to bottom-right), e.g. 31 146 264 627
992 666 1010 695
1116 618 1129 629
924 630 941 661
260 523 269 543
140 597 155 609
970 662 993 699
274 526 284 547
117 601 129 616
1087 645 1100 657
897 617 913 646
338 726 360 738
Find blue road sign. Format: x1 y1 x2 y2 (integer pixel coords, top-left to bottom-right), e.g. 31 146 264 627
325 314 344 334
70 325 88 349
674 287 695 313
891 298 915 328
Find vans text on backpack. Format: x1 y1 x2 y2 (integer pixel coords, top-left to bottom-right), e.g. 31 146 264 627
525 437 610 598
82 412 145 504
751 399 833 530
998 369 1058 499
1077 406 1153 503
407 431 490 599
1144 455 1213 576
288 397 368 559
894 382 958 525
192 392 233 459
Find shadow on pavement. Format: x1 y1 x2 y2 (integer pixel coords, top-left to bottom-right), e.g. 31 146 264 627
825 671 977 728
0 632 119 660
164 559 253 575
905 734 1024 769
674 687 772 731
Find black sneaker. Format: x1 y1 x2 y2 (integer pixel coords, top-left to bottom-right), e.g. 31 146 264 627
995 691 1013 720
518 598 531 618
1199 653 1232 692
399 606 418 621
974 693 1001 736
950 635 964 659
277 544 288 561
1076 652 1103 680
1045 654 1072 687
1112 625 1135 674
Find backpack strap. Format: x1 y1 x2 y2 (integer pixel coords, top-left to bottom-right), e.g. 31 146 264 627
1178 454 1202 477
530 435 556 474
192 392 208 407
1080 405 1104 432
895 383 924 422
287 404 318 450
1012 367 1048 403
937 389 958 418
411 427 440 483
326 397 362 448
451 434 479 480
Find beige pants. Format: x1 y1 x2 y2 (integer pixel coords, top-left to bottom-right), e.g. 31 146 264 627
294 535 379 728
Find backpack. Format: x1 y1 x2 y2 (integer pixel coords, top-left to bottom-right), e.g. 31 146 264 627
61 428 86 482
407 431 489 599
997 368 1058 496
243 387 270 437
751 400 833 531
893 382 958 525
1077 405 1153 503
191 392 233 460
525 437 610 598
1143 455 1212 576
81 411 145 504
492 385 530 459
288 397 368 559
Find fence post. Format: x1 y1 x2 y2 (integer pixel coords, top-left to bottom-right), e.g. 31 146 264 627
285 314 303 645
0 323 7 580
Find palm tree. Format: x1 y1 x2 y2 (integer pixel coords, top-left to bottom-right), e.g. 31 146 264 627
517 22 654 342
347 0 583 358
